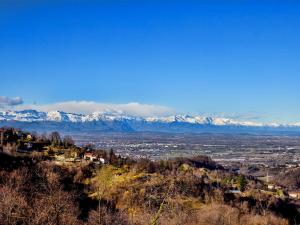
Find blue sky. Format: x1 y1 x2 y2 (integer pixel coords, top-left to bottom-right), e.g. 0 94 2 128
1 1 300 123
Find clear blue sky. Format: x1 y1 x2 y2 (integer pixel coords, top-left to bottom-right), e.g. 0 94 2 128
1 1 300 123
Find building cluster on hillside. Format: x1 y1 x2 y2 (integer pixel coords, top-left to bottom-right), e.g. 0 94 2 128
54 150 107 165
0 127 108 165
0 128 49 154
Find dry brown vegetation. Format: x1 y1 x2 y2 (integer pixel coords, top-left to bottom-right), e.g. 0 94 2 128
0 128 298 225
0 151 296 225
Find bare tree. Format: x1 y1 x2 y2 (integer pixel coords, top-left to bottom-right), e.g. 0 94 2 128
30 169 80 225
49 131 62 147
63 135 75 148
0 185 29 225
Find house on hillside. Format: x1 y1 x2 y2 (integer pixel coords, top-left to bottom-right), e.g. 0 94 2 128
17 141 49 153
83 152 106 164
99 157 105 164
267 184 282 191
268 184 275 190
226 190 242 194
84 152 97 161
289 191 300 199
55 155 66 162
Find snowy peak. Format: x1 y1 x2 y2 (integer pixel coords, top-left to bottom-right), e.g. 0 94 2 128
46 111 83 122
81 111 140 122
46 111 66 122
144 115 261 126
0 110 46 122
0 109 298 128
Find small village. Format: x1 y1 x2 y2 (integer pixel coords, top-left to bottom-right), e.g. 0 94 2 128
0 127 118 167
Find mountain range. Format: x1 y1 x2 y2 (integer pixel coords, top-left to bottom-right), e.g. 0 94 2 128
0 109 300 134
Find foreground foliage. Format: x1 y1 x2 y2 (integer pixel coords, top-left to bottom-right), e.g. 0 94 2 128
0 151 297 225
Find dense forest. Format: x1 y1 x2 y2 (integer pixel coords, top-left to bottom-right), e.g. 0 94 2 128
0 128 299 225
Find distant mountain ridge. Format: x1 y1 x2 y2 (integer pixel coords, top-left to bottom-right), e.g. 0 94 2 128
0 109 300 134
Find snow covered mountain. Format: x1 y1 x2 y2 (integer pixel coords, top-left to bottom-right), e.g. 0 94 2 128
0 110 261 125
0 109 299 134
0 110 83 123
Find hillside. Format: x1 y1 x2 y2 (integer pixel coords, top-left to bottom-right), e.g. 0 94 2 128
0 128 299 225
